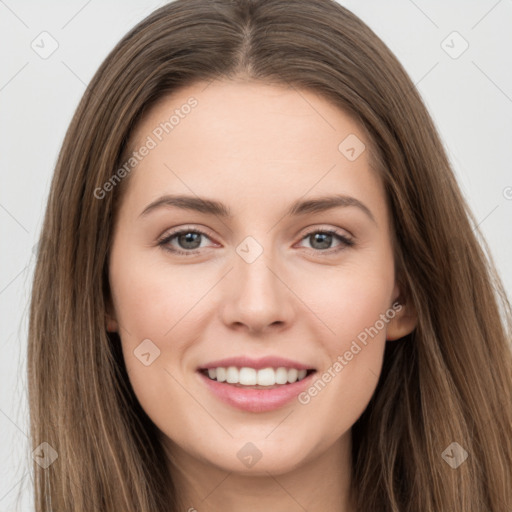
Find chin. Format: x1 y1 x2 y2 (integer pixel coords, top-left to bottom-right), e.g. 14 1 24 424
195 433 317 476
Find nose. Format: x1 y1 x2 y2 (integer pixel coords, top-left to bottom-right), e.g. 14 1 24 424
219 248 295 335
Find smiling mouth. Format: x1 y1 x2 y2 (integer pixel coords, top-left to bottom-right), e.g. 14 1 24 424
198 367 316 389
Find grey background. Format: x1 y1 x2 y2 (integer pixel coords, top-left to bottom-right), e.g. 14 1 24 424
1 0 511 509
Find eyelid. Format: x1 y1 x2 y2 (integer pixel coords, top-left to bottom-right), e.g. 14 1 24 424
159 224 215 238
296 223 353 240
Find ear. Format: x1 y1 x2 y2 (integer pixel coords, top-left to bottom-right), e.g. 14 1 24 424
105 295 119 333
386 282 417 341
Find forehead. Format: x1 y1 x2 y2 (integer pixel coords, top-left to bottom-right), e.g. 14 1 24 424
130 78 368 160
120 79 387 228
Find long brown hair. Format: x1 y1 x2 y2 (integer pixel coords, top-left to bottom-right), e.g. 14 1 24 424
28 0 512 510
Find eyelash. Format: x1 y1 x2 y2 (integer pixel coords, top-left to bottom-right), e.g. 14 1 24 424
157 226 355 257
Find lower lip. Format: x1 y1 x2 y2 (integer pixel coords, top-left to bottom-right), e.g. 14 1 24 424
197 370 316 412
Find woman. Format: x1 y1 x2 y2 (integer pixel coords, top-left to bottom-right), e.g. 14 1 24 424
28 0 512 510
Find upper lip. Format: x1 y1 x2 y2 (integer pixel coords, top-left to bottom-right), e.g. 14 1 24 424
198 356 316 371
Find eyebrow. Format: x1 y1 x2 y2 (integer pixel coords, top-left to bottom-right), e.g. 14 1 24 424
139 193 376 224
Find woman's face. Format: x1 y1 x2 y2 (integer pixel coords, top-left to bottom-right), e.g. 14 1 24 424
107 79 416 477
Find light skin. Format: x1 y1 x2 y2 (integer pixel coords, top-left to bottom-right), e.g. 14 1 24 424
106 78 417 512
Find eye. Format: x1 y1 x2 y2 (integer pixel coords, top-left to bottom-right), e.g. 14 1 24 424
296 228 354 255
157 226 354 257
157 227 217 256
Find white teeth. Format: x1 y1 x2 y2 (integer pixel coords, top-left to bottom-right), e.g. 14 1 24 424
287 368 298 383
275 367 288 384
216 367 226 382
226 366 238 384
203 366 310 386
239 367 257 385
257 368 275 386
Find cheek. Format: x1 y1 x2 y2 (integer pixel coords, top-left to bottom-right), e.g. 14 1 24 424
301 256 395 348
108 247 216 410
294 261 394 433
109 245 209 339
